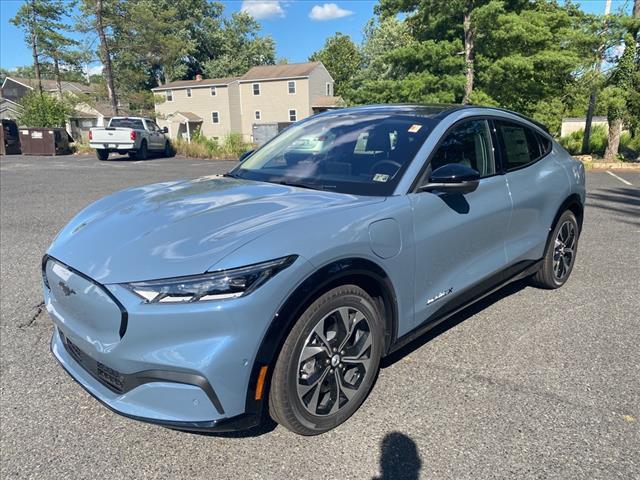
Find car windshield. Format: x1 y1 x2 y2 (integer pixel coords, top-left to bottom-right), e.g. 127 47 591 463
230 112 437 195
110 118 144 129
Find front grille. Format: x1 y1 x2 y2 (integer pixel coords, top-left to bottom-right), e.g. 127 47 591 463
61 333 124 394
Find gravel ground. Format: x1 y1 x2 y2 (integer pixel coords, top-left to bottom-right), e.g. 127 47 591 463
1 154 638 480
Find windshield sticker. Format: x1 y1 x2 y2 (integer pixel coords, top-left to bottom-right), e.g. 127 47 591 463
408 124 422 133
373 173 390 182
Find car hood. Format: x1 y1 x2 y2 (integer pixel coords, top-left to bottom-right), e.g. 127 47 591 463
47 175 383 284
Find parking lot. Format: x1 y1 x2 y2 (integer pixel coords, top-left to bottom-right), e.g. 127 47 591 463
1 154 638 479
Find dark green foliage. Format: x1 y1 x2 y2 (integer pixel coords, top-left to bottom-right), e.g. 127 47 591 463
309 33 362 96
18 90 73 127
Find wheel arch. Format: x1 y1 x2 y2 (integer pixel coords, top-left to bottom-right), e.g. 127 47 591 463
543 193 584 253
244 257 399 417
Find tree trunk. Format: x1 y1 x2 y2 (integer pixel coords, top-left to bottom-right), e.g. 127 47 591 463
604 117 623 161
582 0 611 153
53 57 63 99
634 0 639 18
582 89 596 154
30 0 42 94
95 0 119 115
462 2 474 104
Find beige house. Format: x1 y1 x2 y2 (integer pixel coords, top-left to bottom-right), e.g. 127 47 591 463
152 62 342 142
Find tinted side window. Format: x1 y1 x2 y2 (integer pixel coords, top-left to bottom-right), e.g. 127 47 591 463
430 119 495 177
495 120 541 171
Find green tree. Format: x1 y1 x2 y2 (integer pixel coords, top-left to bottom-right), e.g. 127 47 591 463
203 12 276 78
18 90 73 127
309 33 361 96
33 0 89 97
603 34 637 161
11 0 53 93
358 17 412 81
78 0 121 114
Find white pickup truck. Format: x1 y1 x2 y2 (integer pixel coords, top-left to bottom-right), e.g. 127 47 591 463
89 117 172 160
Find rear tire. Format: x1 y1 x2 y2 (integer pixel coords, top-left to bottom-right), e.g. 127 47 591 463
136 141 148 160
96 149 109 161
163 140 173 157
531 210 579 289
269 285 383 435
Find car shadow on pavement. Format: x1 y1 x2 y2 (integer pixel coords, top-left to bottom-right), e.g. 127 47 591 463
373 431 422 480
587 187 640 224
382 278 529 369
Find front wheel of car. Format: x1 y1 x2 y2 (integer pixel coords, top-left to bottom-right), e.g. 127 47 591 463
531 210 580 289
269 285 384 435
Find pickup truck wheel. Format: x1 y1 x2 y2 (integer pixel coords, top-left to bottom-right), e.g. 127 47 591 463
96 149 109 161
163 141 173 158
136 141 148 160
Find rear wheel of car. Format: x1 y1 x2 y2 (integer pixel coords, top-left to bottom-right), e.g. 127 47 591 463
163 140 173 158
136 141 148 160
269 285 383 435
96 149 109 161
531 210 579 289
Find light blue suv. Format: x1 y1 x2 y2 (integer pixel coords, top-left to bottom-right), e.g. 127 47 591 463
44 105 585 435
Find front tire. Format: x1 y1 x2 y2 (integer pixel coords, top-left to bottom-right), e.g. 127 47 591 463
96 149 109 161
269 285 383 435
531 210 580 289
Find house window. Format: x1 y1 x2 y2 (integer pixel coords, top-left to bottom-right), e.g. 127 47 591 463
255 110 261 120
289 109 297 122
166 90 173 102
210 86 216 96
326 83 332 96
252 83 260 95
186 88 192 98
211 111 220 124
288 81 296 94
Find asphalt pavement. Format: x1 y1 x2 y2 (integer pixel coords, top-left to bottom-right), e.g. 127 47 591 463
1 154 638 479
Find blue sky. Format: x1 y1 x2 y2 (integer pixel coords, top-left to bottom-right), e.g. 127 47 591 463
0 0 634 72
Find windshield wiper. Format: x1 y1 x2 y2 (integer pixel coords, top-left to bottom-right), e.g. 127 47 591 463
223 172 240 178
275 179 332 191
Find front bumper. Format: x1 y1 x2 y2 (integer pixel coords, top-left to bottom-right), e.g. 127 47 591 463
51 328 260 432
43 254 314 432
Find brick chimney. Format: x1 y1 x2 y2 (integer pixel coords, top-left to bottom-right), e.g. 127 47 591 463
195 74 203 82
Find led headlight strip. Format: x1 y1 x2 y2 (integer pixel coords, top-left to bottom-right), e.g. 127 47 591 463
122 256 297 303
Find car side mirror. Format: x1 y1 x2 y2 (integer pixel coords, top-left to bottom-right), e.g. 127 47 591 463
418 163 480 194
238 149 254 162
162 127 169 134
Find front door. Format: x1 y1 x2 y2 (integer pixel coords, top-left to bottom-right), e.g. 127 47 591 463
409 119 512 328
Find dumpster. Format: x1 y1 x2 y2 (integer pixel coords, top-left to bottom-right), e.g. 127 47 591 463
1 119 21 155
18 127 73 156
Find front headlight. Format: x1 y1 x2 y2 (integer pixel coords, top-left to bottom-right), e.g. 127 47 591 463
122 256 297 303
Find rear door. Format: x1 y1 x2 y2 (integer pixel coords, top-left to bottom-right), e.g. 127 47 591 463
493 119 568 263
409 118 512 328
144 120 164 150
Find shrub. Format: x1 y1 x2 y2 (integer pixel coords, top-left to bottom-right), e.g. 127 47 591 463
560 125 639 161
559 125 608 156
18 91 73 128
172 132 253 160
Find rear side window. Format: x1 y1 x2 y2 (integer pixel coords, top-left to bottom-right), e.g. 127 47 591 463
538 134 552 156
494 120 543 171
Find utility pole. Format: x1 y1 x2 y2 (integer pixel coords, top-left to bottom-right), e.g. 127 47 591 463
582 0 612 154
